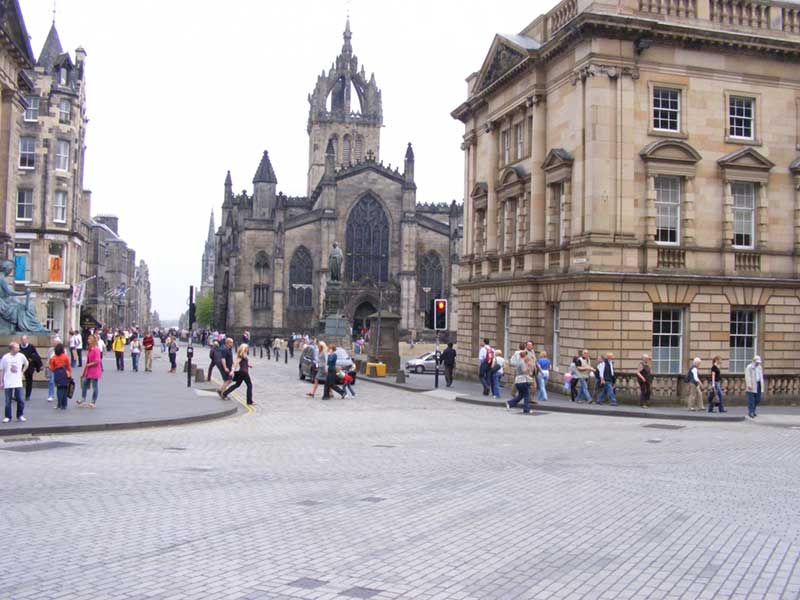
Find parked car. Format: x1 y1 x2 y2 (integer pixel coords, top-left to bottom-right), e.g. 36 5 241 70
299 345 354 380
405 352 438 374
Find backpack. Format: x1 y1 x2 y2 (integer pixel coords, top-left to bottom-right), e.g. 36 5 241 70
484 347 495 367
684 369 694 383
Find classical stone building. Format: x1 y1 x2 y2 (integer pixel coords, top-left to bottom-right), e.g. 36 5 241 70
199 210 214 298
84 215 150 330
214 21 462 340
13 22 91 335
0 0 34 262
453 0 800 378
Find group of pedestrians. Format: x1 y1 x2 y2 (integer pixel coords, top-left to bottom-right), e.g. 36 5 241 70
304 340 358 400
478 339 552 412
208 338 254 406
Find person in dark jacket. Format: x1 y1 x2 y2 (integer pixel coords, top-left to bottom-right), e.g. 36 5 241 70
322 344 346 400
19 335 43 401
440 343 457 387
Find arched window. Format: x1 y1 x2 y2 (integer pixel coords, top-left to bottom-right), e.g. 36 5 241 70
289 246 313 308
343 134 351 164
329 135 339 162
418 251 444 310
354 135 363 161
346 195 389 283
254 251 270 284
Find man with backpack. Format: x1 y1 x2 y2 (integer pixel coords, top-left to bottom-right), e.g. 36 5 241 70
478 339 494 396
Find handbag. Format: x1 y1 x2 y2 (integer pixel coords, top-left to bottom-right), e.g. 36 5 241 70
67 377 75 399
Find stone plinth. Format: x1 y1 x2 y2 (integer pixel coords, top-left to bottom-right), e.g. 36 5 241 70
367 311 401 372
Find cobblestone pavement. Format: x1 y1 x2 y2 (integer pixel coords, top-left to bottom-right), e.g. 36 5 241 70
2 353 799 600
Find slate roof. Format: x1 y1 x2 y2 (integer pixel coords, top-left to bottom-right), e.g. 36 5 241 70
253 151 277 184
37 23 63 71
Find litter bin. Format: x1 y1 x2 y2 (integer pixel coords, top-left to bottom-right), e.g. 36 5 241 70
366 362 387 377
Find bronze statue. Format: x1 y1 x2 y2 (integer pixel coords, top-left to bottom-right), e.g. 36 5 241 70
328 242 344 282
0 261 49 334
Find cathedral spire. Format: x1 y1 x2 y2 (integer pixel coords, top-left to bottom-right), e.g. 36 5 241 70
342 17 352 56
206 210 215 245
253 151 277 184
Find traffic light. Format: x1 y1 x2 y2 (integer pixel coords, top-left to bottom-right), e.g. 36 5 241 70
434 298 447 331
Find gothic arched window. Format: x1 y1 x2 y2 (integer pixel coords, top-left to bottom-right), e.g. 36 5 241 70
346 195 389 283
354 135 363 161
254 251 270 284
417 251 444 310
289 246 313 308
329 135 339 163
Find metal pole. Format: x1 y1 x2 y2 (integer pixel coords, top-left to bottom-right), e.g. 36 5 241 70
434 330 440 389
187 285 194 388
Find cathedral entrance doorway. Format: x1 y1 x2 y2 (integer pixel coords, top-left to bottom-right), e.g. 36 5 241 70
353 300 377 339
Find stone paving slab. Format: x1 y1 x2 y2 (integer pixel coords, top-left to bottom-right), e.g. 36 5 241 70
0 351 239 436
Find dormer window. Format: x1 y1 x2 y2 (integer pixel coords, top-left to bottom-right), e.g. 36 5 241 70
58 67 68 86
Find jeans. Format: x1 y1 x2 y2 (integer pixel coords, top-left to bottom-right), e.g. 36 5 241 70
132 353 140 371
576 378 592 402
169 353 177 370
48 372 56 399
70 348 76 367
4 387 24 419
81 378 99 403
76 349 83 367
747 381 762 416
491 371 502 398
709 382 726 412
536 372 549 401
161 342 167 352
598 382 617 405
508 382 531 413
479 362 491 394
115 351 124 371
56 386 68 410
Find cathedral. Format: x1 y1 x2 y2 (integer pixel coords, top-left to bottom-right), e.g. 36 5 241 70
212 21 462 340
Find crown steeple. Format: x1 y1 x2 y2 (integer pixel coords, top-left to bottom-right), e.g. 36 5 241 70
253 151 277 184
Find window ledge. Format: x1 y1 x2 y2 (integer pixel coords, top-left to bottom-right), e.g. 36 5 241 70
15 218 33 222
18 166 35 171
648 128 687 140
725 135 761 146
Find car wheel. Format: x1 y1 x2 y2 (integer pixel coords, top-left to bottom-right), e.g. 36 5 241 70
415 365 425 374
299 367 306 381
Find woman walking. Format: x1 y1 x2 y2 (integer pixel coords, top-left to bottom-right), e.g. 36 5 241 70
636 354 652 409
130 334 142 372
536 351 551 402
307 341 328 398
167 336 179 373
48 343 72 410
78 335 102 408
222 344 254 405
709 356 727 413
506 349 535 414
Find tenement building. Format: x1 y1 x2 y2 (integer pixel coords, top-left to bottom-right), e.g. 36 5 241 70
453 0 800 378
214 21 462 340
0 1 34 260
14 22 91 334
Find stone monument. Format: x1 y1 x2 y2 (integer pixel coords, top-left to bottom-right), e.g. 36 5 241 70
322 242 351 340
367 310 401 372
0 260 49 335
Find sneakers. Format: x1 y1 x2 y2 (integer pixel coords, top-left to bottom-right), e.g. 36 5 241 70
504 400 510 411
18 416 26 422
47 397 54 402
2 417 9 423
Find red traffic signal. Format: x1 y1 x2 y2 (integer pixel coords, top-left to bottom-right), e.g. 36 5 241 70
434 298 448 330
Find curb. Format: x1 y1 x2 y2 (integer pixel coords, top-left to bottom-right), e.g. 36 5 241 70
455 396 746 422
0 404 241 437
360 376 432 394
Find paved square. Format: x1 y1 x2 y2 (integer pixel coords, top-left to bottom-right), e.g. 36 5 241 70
1 353 798 599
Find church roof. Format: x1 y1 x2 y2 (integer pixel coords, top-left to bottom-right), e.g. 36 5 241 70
253 151 277 184
37 22 64 71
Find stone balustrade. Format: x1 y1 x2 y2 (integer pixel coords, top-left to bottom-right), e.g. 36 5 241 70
639 0 697 18
734 251 761 272
657 247 686 269
547 0 578 35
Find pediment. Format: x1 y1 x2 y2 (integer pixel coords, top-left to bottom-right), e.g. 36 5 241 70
475 35 528 93
640 139 701 164
499 166 526 186
471 182 488 198
718 147 774 170
541 148 574 171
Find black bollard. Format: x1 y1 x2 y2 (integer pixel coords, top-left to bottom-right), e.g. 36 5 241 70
260 346 263 359
285 349 288 363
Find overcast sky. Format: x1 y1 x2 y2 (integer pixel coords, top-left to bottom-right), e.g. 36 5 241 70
24 0 545 320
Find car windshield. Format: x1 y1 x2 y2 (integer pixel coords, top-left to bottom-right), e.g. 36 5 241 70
419 353 432 359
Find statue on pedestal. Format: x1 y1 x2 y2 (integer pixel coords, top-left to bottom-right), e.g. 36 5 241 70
0 261 49 334
328 242 343 282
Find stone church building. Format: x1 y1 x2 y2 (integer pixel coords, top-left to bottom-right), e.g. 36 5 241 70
213 21 462 340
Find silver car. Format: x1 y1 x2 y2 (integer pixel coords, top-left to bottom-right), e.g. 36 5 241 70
405 352 438 374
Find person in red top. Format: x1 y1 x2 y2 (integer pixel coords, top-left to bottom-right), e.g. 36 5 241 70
48 343 72 410
142 331 155 373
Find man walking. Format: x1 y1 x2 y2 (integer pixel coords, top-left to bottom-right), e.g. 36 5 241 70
596 352 618 406
686 357 704 411
575 349 594 403
19 335 42 402
744 355 763 418
2 342 29 422
143 331 155 372
218 338 235 397
440 342 457 387
478 338 494 396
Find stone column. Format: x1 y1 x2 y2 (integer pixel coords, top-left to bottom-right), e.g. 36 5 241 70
757 184 769 250
583 70 613 238
0 88 21 260
562 181 572 245
461 141 472 257
529 94 546 247
683 176 696 245
645 175 657 241
485 123 498 253
272 257 285 329
793 173 800 275
722 180 734 248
